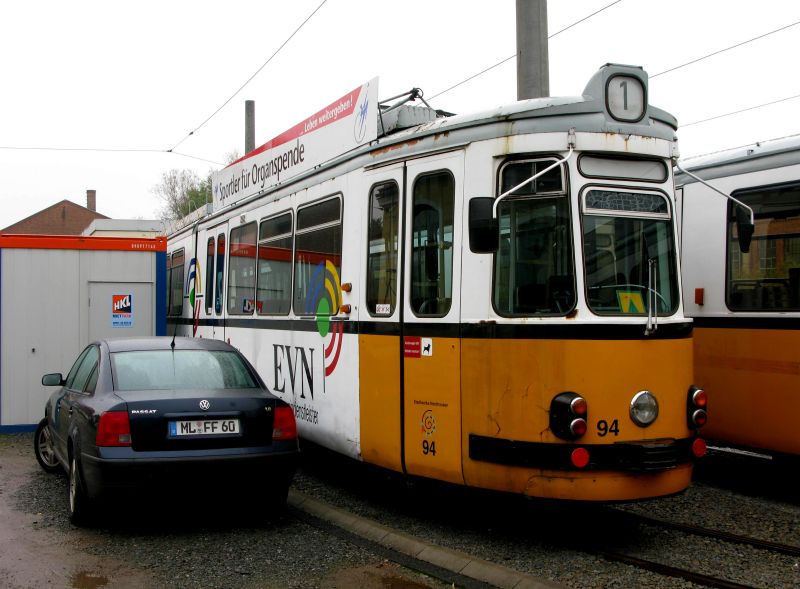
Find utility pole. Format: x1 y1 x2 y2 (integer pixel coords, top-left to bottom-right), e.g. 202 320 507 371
516 0 549 99
245 100 255 154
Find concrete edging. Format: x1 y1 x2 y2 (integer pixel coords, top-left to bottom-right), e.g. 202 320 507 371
288 489 566 589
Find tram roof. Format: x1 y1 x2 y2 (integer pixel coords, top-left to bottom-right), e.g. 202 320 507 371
383 65 678 143
675 133 800 185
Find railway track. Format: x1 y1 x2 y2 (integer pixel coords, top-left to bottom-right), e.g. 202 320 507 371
589 507 800 589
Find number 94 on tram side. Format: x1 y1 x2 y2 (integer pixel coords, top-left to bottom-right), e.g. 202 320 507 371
167 63 708 502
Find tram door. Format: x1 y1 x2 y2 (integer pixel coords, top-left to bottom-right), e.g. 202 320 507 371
199 223 227 341
401 153 464 483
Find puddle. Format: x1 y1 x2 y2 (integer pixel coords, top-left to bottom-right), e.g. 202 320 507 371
71 571 109 589
381 574 439 589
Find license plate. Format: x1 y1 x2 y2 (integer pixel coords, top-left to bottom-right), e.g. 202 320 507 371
168 419 240 437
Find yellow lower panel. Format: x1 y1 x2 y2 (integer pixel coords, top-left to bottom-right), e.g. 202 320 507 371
461 337 694 500
403 337 464 484
695 327 800 455
359 334 402 472
474 463 693 502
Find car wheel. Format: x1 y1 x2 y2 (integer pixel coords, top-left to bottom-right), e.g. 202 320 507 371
68 452 94 526
33 419 61 474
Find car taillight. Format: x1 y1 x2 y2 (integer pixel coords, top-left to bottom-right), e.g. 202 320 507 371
687 385 708 429
550 392 588 441
96 411 131 447
272 405 297 441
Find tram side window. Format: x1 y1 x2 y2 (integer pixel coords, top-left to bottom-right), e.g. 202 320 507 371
367 181 399 316
293 197 342 316
494 159 574 315
257 213 293 315
227 222 257 315
215 234 225 315
169 249 185 316
727 184 800 311
205 237 215 314
411 172 454 316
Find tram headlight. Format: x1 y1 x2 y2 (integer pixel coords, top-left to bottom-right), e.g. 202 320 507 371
629 390 658 427
550 392 588 441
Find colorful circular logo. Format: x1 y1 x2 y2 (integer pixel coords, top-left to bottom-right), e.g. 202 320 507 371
305 260 344 377
421 410 436 436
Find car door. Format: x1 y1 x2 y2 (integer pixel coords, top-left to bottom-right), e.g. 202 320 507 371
56 346 100 457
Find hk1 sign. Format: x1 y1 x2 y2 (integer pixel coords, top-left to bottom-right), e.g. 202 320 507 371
212 78 379 211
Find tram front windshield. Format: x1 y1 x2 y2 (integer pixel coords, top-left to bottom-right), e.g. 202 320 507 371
582 189 679 316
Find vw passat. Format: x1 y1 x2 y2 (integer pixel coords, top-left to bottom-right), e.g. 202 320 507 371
34 337 299 525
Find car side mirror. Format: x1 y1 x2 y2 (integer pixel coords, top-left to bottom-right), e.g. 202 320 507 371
469 197 499 253
735 204 754 253
42 373 65 386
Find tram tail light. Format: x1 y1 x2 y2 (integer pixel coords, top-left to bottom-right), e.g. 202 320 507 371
570 447 590 468
550 392 588 441
687 386 708 429
692 438 707 458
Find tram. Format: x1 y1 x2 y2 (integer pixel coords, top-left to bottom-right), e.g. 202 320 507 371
167 63 707 501
676 135 800 461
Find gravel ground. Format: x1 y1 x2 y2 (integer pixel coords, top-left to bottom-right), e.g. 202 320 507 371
1 433 452 589
292 442 800 589
5 430 800 589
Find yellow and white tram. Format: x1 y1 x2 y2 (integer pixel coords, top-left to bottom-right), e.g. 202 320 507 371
168 64 707 501
676 135 800 461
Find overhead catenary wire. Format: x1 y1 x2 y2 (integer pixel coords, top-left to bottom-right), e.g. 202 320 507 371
651 19 800 78
167 0 328 154
681 93 800 127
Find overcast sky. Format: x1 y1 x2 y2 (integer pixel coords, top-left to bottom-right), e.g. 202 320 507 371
2 0 798 228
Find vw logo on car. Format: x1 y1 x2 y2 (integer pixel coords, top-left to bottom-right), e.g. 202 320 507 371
199 400 210 411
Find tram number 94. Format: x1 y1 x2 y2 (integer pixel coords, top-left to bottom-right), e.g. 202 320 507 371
422 440 437 455
597 419 619 437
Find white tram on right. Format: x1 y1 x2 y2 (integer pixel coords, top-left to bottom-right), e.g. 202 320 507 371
676 135 800 460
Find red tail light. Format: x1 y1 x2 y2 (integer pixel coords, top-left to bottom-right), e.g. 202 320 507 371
272 405 297 441
571 447 590 468
569 418 587 437
550 392 588 441
691 388 707 408
691 409 708 428
692 438 707 458
687 386 708 429
96 411 132 447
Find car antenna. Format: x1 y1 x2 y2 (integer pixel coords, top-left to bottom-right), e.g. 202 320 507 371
170 314 178 350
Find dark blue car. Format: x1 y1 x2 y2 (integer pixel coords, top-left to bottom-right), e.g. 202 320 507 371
34 337 299 525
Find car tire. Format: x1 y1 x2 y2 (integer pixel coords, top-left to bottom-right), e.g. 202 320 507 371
68 451 94 526
34 419 61 474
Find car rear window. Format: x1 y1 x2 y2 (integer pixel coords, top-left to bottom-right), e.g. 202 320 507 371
111 350 258 391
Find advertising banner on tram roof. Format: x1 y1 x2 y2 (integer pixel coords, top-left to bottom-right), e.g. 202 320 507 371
211 78 379 211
